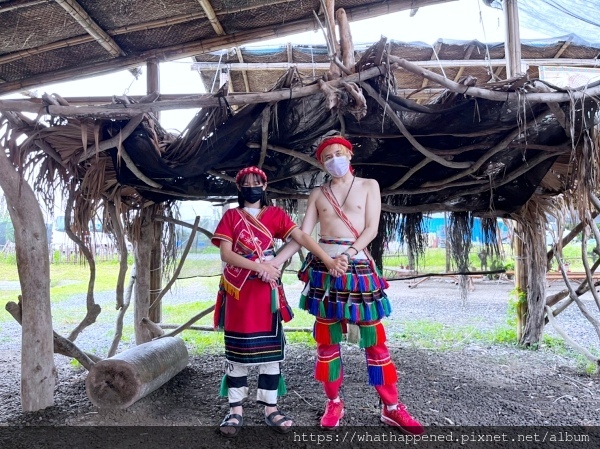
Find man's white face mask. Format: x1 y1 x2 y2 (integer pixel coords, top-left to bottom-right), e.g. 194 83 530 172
324 156 350 178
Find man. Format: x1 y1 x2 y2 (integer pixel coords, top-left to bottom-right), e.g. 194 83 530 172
270 136 424 435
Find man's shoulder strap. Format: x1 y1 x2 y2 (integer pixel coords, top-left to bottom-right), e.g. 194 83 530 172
319 183 360 239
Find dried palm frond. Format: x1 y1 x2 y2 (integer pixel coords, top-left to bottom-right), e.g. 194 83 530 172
480 217 499 259
510 196 552 346
448 211 473 304
398 212 427 268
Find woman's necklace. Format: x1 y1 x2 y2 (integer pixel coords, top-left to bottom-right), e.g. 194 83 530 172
330 175 356 208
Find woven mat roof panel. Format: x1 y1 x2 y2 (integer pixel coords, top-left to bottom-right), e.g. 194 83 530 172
76 0 201 29
218 7 310 34
0 0 460 95
0 42 109 81
292 47 330 63
112 20 215 53
0 3 82 54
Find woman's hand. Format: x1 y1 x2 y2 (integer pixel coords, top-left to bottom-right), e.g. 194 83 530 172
257 262 281 283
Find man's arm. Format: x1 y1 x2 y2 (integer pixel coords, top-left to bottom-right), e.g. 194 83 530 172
288 228 347 274
347 178 382 256
270 189 320 266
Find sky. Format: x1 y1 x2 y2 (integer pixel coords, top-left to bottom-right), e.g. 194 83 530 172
1 0 557 220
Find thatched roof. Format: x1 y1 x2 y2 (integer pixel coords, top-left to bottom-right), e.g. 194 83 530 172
1 1 599 259
3 37 598 218
0 0 454 96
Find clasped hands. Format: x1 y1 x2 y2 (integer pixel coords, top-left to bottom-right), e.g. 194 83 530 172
328 256 348 278
257 255 348 283
257 261 281 283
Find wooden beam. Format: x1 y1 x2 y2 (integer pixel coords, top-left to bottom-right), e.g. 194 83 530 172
504 0 522 78
0 65 387 116
235 47 251 93
453 45 474 82
146 59 160 120
6 88 444 106
3 59 600 118
197 0 225 35
421 40 443 89
387 55 600 102
553 36 573 59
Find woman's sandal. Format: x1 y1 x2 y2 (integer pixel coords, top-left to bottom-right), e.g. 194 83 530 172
265 410 293 434
219 413 243 438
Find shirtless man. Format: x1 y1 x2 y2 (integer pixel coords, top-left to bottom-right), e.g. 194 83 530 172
270 136 424 435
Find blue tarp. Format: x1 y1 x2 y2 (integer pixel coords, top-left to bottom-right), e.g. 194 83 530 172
487 0 600 46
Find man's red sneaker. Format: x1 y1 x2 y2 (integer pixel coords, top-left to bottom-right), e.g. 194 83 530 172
381 403 425 435
320 399 345 429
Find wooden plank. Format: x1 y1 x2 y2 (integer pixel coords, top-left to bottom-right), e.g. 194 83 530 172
235 47 251 93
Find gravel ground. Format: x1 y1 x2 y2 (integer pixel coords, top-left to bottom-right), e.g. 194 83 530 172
2 275 600 431
2 275 597 354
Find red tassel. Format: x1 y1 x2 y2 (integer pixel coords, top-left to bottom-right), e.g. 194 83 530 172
382 361 398 384
315 361 327 381
314 320 331 344
375 321 387 344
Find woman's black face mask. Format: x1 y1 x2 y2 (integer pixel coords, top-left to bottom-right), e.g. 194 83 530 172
241 186 264 204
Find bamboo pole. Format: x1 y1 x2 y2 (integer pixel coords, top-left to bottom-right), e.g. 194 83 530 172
514 222 527 343
55 0 125 58
235 47 251 93
503 0 523 78
197 0 225 35
146 59 160 121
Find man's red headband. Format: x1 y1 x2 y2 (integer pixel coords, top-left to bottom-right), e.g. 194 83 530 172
315 136 353 162
235 166 267 184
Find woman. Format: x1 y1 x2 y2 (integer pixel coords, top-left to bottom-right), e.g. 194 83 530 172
212 166 347 437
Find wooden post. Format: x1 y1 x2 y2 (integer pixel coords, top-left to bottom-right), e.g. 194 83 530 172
444 212 451 272
146 58 160 121
0 148 55 411
134 207 153 344
514 221 527 341
504 0 523 78
148 217 162 324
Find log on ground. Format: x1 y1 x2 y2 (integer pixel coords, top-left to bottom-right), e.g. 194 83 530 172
85 337 188 409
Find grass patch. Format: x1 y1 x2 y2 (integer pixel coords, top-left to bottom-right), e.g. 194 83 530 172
162 301 215 326
391 318 589 364
393 320 490 350
180 331 223 355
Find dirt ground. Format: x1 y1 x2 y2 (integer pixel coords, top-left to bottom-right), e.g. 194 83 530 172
2 279 600 446
2 342 600 428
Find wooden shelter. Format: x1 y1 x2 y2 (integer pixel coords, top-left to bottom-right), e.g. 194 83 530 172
2 0 600 412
